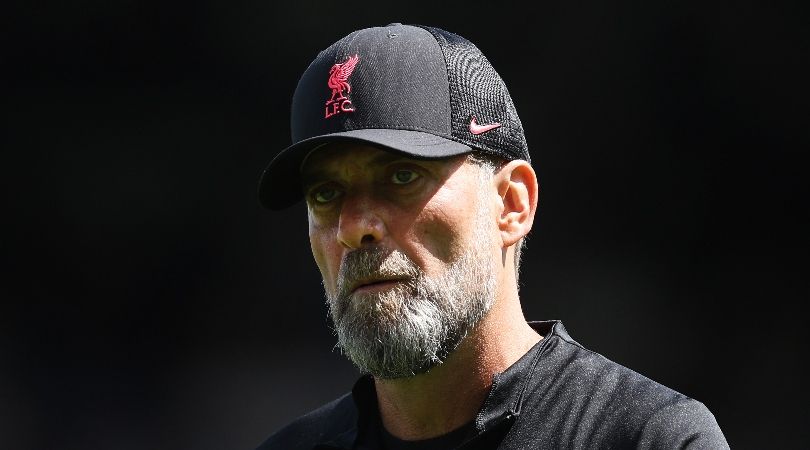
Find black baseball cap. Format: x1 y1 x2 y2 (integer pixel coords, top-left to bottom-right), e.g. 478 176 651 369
258 23 529 210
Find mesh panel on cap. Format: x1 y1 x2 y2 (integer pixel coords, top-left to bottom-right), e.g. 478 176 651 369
416 26 530 163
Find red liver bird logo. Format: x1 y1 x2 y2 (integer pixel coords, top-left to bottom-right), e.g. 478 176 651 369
325 54 359 118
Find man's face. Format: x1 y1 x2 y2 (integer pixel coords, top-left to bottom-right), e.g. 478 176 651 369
302 144 501 379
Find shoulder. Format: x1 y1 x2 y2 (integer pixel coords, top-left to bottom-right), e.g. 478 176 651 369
636 397 729 449
254 393 358 450
536 324 685 405
522 324 728 447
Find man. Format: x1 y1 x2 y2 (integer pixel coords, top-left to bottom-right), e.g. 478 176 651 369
256 23 728 449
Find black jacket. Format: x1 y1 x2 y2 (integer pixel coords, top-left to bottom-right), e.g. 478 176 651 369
257 321 728 449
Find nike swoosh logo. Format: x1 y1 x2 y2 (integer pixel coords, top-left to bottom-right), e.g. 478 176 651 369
469 116 501 135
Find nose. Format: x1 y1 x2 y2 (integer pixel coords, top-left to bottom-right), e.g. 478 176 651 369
336 193 385 249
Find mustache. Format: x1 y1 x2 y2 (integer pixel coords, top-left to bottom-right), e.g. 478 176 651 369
335 247 421 300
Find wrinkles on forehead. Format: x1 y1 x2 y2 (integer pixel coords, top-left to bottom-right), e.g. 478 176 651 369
300 143 466 189
302 146 400 185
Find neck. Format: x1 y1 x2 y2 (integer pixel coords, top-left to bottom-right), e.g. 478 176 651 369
373 273 541 441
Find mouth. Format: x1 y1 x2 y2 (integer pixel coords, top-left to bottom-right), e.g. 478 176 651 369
350 277 410 294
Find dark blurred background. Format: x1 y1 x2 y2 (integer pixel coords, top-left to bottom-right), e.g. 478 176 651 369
3 0 807 449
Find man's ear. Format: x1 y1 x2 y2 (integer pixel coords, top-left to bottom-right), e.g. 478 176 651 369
495 160 539 247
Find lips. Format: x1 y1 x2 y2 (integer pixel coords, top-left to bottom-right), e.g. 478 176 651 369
349 277 410 294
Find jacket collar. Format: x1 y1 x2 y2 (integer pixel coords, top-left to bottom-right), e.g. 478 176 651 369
316 320 570 449
474 320 570 431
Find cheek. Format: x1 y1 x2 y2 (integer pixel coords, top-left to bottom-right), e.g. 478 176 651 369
411 194 473 264
308 219 339 291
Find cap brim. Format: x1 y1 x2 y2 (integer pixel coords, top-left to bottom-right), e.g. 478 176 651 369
258 129 472 210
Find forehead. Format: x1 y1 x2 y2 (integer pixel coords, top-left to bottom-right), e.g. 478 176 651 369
300 143 466 181
302 143 403 171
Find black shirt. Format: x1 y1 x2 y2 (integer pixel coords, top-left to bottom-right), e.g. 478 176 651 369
380 421 474 450
256 321 729 449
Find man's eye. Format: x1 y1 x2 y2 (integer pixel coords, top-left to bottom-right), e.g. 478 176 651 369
391 169 419 185
313 187 339 203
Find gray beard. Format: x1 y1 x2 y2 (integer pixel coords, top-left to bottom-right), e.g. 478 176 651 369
324 205 496 379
